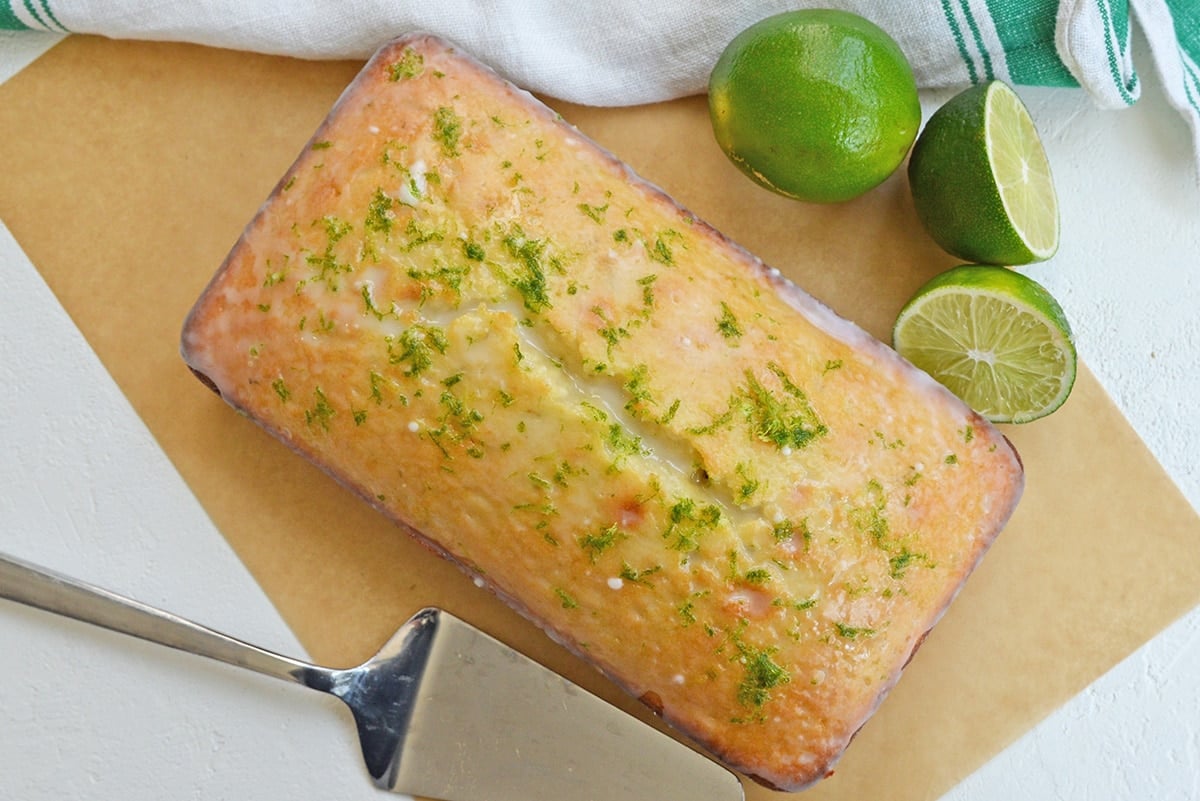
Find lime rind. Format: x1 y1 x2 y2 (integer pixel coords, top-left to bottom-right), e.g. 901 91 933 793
893 266 1076 424
985 82 1060 261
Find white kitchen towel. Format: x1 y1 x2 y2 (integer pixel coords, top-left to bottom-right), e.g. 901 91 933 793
0 0 1197 155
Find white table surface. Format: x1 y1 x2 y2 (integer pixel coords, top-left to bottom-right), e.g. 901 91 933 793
2 30 1198 801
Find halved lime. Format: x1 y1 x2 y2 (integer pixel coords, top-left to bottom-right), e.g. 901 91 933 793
893 265 1076 423
908 81 1059 265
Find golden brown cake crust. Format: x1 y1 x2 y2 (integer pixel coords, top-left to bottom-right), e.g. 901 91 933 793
181 34 1024 790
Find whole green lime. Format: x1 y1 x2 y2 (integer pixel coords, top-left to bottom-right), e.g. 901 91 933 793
708 9 921 204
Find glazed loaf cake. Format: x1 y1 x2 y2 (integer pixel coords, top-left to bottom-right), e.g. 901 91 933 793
182 34 1024 791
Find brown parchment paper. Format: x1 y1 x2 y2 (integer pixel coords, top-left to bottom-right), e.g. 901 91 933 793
2 36 1199 800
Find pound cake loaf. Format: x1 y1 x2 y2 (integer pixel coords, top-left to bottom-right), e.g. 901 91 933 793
182 34 1024 791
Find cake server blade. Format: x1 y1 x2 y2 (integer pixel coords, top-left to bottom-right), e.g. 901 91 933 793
0 552 744 801
377 609 744 801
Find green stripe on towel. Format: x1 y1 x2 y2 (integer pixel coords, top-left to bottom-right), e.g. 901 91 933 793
0 1 32 29
1180 52 1200 117
985 0 1077 86
2 0 66 30
35 0 66 31
1096 0 1137 104
941 0 980 83
958 0 996 82
1166 0 1200 81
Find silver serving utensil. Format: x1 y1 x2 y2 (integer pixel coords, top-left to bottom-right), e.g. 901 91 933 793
0 552 743 801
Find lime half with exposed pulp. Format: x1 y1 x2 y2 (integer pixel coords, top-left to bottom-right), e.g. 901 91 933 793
893 265 1075 423
908 81 1059 264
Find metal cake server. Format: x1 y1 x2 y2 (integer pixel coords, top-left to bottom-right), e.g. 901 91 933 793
0 552 743 801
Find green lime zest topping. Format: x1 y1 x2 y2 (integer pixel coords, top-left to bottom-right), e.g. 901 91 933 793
623 364 654 416
735 462 760 503
577 202 609 223
389 47 425 81
554 588 578 609
604 423 647 465
432 106 463 157
306 216 353 289
663 497 722 551
619 562 662 586
889 547 931 579
834 622 876 640
502 226 554 313
406 262 470 305
717 302 743 341
735 642 790 711
579 523 625 562
741 364 827 450
847 479 889 543
387 324 448 376
637 274 658 309
426 389 485 460
304 387 336 431
365 188 395 234
641 228 683 266
463 240 486 261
